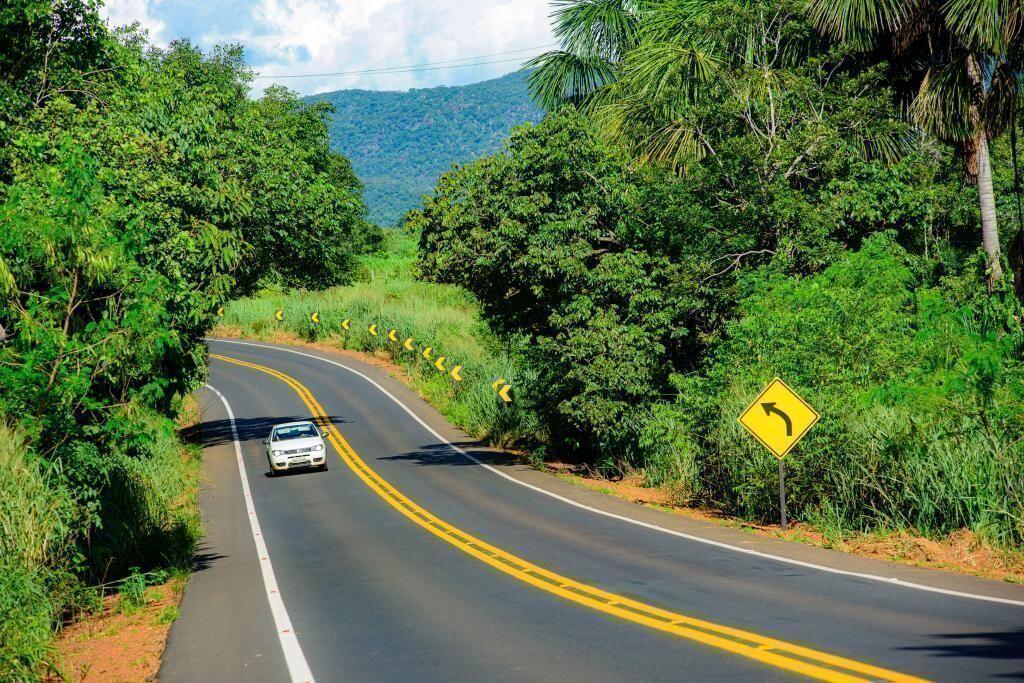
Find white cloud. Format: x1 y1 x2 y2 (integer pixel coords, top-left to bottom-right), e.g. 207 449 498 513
101 0 167 45
102 0 555 95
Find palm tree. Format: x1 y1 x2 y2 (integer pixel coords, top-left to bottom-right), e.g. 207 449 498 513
528 0 821 167
807 0 1024 286
526 0 642 111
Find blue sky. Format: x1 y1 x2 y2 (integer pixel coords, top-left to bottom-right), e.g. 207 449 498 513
101 0 556 95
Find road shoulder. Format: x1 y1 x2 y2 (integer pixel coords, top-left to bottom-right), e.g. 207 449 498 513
158 385 290 683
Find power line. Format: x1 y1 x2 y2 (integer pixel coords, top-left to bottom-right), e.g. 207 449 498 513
339 9 536 38
253 45 553 80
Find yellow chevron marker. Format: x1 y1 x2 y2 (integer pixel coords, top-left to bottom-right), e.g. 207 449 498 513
388 329 398 342
342 319 350 330
369 324 378 336
311 311 320 324
217 306 224 317
434 356 446 372
404 337 415 351
450 365 463 381
498 383 513 403
275 309 284 321
492 378 506 390
422 347 432 360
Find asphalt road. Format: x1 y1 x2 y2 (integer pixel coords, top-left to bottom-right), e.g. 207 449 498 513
159 338 1024 682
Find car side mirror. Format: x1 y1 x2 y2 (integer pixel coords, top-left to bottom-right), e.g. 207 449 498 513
262 439 269 445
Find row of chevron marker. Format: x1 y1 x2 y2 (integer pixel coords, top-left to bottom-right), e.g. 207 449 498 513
247 307 514 403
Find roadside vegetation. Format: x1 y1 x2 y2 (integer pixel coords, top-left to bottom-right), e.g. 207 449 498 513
413 0 1024 550
0 1 373 676
220 230 537 447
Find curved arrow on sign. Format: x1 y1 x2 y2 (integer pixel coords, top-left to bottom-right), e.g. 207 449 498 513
422 347 432 360
311 311 320 324
388 329 398 342
404 337 415 351
434 356 446 372
761 402 793 436
342 319 350 330
498 384 513 403
450 365 463 382
275 309 284 321
369 324 378 336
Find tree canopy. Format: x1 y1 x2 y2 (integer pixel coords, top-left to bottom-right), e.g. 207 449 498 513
0 3 377 674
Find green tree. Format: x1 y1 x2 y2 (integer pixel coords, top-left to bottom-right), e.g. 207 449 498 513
0 0 115 179
0 2 374 670
806 0 1024 287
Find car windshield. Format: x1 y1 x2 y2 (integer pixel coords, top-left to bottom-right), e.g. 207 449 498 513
272 424 319 441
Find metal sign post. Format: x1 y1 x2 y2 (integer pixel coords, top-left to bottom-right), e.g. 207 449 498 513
778 459 787 531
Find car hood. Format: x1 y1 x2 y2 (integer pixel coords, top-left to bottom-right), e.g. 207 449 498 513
270 436 323 451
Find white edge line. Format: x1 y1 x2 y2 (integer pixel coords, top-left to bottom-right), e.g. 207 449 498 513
204 384 317 683
208 339 1024 609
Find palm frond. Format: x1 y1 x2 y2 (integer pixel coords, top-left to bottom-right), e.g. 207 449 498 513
644 118 707 170
592 90 704 172
526 50 618 111
909 57 974 139
551 0 643 61
985 58 1021 138
806 0 911 48
942 0 1020 53
621 41 722 102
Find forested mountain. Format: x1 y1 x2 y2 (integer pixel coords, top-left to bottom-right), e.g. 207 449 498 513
309 70 542 225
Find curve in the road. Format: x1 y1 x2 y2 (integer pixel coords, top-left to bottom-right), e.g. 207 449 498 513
210 352 927 683
210 339 1024 609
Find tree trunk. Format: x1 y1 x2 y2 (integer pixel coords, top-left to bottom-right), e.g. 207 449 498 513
965 53 1003 287
976 128 1003 287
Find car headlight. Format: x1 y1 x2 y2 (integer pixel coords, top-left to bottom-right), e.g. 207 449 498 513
312 444 324 451
272 450 283 456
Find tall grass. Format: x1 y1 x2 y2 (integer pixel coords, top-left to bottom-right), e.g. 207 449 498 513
700 236 1024 547
0 424 73 679
0 412 201 679
220 231 538 447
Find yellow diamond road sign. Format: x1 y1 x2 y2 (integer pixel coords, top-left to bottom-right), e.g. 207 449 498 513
738 378 820 459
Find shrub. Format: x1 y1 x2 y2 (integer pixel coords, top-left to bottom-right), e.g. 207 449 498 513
83 409 202 577
697 234 1024 544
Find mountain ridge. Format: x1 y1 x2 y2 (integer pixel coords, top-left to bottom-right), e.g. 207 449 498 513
308 70 543 225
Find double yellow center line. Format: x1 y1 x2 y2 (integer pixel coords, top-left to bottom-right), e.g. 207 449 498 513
211 353 928 683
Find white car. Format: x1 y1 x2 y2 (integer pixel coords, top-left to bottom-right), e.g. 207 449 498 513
263 420 328 475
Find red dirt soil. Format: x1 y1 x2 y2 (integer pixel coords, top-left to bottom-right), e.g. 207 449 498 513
49 580 184 682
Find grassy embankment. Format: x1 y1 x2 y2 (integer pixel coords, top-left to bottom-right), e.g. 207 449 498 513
1 403 201 680
218 231 536 448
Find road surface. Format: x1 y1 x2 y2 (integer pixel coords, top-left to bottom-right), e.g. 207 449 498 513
160 338 1024 682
